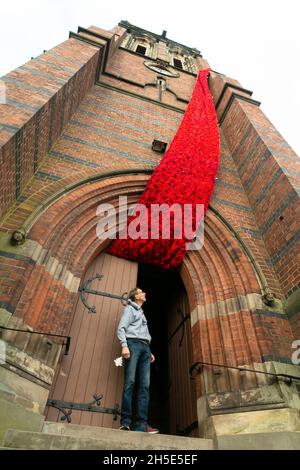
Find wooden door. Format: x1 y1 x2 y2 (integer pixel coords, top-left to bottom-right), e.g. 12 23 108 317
45 253 138 428
167 279 198 436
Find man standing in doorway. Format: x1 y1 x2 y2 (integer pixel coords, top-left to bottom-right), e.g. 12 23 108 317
117 287 159 433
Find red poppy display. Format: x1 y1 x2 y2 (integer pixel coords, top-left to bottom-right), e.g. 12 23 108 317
106 68 220 270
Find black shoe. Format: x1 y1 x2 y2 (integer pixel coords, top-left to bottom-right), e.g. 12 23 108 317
119 425 130 431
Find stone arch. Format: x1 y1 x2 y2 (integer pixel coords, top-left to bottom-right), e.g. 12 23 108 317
178 212 265 394
14 173 149 331
11 172 267 388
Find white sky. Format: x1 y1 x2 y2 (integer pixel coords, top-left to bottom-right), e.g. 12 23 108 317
1 0 299 156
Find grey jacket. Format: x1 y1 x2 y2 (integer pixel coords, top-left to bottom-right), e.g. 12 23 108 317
117 301 151 348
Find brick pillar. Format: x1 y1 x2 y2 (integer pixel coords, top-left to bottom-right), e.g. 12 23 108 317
0 25 127 221
210 72 300 337
193 71 300 438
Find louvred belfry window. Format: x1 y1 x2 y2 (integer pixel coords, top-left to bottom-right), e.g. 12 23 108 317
136 45 147 55
107 68 220 270
173 58 183 69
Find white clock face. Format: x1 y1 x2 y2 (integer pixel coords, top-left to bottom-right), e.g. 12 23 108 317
144 61 180 77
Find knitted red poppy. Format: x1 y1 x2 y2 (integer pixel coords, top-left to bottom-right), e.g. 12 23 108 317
106 68 220 270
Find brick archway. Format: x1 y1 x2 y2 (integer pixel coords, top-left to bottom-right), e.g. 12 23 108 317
6 171 297 434
11 173 273 376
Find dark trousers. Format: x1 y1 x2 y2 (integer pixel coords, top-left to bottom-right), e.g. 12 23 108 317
120 339 151 431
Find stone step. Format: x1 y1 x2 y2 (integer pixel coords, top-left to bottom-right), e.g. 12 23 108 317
0 447 22 450
42 421 213 450
216 431 300 450
4 427 214 450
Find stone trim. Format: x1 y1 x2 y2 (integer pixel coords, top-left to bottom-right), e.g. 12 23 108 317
104 71 145 88
68 32 105 79
191 296 286 326
286 283 300 300
219 93 261 125
0 233 80 294
11 170 152 235
96 80 185 113
103 71 190 103
261 355 293 364
253 309 288 320
30 242 80 293
284 286 300 318
2 343 56 388
118 21 202 57
190 293 266 325
215 82 253 109
199 407 300 438
0 302 15 315
0 308 12 326
118 47 198 76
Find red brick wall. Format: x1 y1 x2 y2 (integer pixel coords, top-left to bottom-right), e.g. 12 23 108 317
210 73 300 296
0 37 101 219
0 84 182 232
209 71 300 341
0 24 298 379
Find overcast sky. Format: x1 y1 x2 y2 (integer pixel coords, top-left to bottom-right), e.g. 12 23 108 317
1 0 299 156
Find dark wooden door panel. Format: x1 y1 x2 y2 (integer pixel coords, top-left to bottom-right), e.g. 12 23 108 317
46 253 138 428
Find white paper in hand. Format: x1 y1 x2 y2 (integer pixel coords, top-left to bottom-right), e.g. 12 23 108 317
114 356 123 367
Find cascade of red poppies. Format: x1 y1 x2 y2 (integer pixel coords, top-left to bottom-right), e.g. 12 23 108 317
106 68 220 270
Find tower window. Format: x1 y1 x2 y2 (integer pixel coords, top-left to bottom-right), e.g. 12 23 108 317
173 58 183 69
136 45 147 55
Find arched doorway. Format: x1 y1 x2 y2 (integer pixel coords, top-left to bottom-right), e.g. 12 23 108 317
135 262 197 436
10 173 272 438
45 252 197 435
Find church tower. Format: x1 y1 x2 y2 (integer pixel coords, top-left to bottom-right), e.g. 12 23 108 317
0 21 299 449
